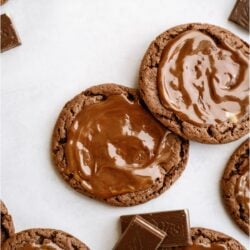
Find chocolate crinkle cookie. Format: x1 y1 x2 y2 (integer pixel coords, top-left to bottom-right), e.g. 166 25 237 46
171 227 247 250
51 83 189 206
172 227 246 250
139 23 249 144
0 200 15 245
2 228 89 250
221 138 250 235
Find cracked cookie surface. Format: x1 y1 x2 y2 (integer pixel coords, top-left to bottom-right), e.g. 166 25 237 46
0 200 15 246
139 23 249 144
51 83 189 206
2 228 89 250
221 139 250 235
173 227 246 249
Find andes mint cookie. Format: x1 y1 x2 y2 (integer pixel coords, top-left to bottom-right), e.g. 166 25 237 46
175 227 246 250
0 200 15 245
2 228 89 250
52 83 189 206
139 23 249 144
221 139 250 235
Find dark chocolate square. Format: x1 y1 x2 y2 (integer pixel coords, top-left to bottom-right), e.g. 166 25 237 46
229 0 249 31
114 215 166 250
120 210 192 249
1 14 21 53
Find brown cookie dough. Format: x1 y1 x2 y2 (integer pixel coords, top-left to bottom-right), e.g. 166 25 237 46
51 83 189 206
173 227 246 250
139 23 249 144
0 200 15 245
221 139 250 235
2 228 89 249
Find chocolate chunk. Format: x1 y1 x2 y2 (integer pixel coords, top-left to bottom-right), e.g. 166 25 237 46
114 216 166 250
1 14 21 53
0 0 8 5
229 0 249 31
120 210 192 248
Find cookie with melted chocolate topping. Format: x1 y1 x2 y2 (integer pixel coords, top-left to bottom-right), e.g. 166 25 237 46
221 139 250 235
51 83 189 206
2 228 89 250
139 23 249 144
172 227 246 250
0 200 15 246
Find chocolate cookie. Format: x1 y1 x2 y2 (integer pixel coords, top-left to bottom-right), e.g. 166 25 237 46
52 83 189 206
139 23 249 144
174 227 246 250
221 139 250 235
2 228 89 249
0 200 15 245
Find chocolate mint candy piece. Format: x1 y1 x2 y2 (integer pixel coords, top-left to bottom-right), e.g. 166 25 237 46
120 210 192 248
1 14 21 53
229 0 249 31
114 215 166 250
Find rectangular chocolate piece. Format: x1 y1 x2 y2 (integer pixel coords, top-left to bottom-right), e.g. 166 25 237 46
120 209 192 248
114 215 166 250
229 0 249 31
1 14 21 53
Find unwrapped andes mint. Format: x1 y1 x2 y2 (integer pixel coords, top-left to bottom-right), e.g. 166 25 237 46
114 215 166 250
120 209 192 248
1 14 21 53
229 0 249 31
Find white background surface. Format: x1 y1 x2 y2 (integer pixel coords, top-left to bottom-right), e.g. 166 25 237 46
1 0 249 249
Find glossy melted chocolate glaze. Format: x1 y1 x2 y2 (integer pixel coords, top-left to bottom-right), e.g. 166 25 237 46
65 94 178 199
158 30 249 126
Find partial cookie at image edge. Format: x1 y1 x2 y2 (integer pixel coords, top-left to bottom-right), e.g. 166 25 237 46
0 200 15 246
176 227 246 250
2 228 89 250
221 138 250 235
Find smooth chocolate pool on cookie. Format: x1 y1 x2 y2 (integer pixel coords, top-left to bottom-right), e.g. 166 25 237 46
158 30 249 126
52 84 189 206
139 23 249 144
221 139 250 235
65 94 168 199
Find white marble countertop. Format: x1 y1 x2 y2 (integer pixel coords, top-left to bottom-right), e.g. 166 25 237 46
1 0 249 249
